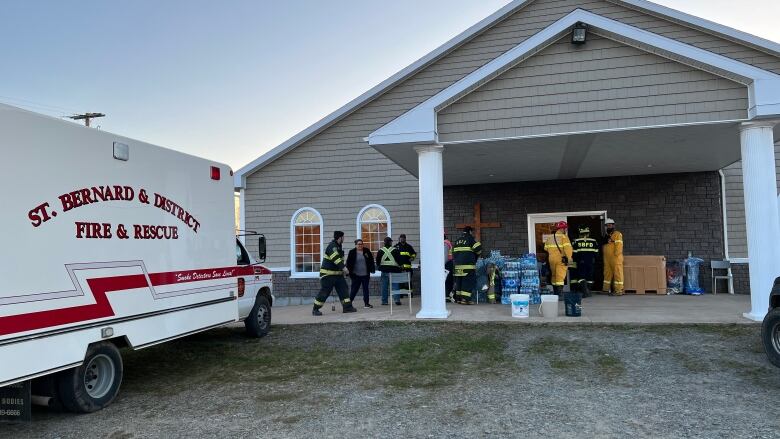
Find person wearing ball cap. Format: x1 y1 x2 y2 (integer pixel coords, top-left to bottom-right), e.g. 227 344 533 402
544 221 573 296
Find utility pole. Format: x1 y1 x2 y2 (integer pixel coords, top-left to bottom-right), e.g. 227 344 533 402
69 112 105 127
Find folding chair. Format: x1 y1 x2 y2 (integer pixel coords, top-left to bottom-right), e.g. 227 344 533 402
388 272 413 315
710 260 734 295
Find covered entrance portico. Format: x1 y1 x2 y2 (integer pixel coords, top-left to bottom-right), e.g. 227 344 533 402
367 10 780 321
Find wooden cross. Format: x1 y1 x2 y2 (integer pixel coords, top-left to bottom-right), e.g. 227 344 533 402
455 202 501 241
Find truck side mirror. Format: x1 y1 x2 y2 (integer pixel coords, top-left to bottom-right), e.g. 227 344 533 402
257 236 267 263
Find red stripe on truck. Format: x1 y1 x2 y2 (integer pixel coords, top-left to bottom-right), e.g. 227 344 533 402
0 274 146 337
0 265 258 337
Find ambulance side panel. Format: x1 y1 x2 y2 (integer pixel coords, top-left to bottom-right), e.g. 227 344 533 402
0 104 237 386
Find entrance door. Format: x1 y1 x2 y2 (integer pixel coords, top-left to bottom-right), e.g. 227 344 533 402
528 211 607 291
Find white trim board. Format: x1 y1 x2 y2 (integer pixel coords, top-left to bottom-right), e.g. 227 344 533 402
234 0 780 188
368 9 780 147
612 0 780 58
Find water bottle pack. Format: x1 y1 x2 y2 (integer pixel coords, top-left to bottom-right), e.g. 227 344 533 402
473 251 541 305
502 268 518 305
684 256 705 295
499 254 541 305
519 254 541 305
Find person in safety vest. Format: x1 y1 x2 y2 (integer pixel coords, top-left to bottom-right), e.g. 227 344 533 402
313 231 357 316
395 234 417 294
376 236 403 306
572 225 599 298
602 218 625 296
544 221 573 296
453 226 482 305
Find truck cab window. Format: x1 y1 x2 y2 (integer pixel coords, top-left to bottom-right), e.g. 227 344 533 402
236 240 251 265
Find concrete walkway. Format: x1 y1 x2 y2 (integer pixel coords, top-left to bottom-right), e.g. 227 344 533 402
273 293 756 325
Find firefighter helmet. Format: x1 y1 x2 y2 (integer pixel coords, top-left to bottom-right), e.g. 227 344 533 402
555 221 568 230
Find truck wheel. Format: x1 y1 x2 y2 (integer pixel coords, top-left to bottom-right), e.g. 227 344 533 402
58 342 123 413
245 295 271 338
762 308 780 368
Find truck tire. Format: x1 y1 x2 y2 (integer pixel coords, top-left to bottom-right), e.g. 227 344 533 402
762 308 780 368
245 295 271 338
58 341 123 413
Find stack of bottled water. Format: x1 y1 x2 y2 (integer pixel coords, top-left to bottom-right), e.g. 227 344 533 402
519 254 541 304
477 250 506 272
501 259 519 305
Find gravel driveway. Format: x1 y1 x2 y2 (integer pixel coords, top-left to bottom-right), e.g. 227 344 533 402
3 322 779 438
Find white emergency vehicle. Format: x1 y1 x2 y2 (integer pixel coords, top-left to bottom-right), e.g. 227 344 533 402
0 103 273 413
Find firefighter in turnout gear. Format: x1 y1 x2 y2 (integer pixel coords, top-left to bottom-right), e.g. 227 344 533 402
376 236 403 305
544 221 573 296
602 218 625 295
453 226 482 305
312 231 357 315
572 226 599 298
395 234 417 293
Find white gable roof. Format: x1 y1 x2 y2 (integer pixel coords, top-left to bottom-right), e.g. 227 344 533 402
369 9 780 146
235 0 780 188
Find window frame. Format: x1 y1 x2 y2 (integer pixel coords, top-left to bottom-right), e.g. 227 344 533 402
356 204 391 277
290 207 324 278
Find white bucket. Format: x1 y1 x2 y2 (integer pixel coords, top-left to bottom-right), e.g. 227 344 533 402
510 294 530 319
539 295 559 318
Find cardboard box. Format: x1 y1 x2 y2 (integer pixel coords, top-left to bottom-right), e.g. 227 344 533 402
623 256 667 295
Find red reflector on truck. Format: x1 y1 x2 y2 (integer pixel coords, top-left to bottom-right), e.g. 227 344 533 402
211 166 220 180
237 278 245 297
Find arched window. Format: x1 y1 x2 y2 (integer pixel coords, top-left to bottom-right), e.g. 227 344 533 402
357 205 391 253
291 208 323 275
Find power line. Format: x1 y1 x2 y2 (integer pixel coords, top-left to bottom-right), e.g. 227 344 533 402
0 94 81 114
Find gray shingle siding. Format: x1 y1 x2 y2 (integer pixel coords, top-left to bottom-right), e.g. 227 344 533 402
438 35 748 142
242 0 780 269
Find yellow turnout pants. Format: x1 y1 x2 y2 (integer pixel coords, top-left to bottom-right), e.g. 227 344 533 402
603 255 624 293
549 256 568 287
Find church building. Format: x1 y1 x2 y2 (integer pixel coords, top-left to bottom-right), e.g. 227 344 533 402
235 0 780 320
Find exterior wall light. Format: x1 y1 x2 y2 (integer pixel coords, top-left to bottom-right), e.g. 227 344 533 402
572 22 588 44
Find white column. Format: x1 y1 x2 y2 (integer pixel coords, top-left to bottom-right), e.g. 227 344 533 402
415 145 449 319
740 121 780 321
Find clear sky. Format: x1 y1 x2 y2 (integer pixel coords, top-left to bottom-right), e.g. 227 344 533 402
2 0 779 170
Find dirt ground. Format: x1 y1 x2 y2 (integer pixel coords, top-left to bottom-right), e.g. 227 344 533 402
3 322 779 438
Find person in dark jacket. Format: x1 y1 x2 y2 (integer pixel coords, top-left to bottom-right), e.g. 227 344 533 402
347 239 376 308
376 236 403 305
395 234 417 293
572 226 599 298
452 226 482 305
312 231 357 316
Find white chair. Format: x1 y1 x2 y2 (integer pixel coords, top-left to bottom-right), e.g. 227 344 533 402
388 272 413 315
710 260 734 295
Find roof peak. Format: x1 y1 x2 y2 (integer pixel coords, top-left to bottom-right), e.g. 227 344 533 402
235 0 780 188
